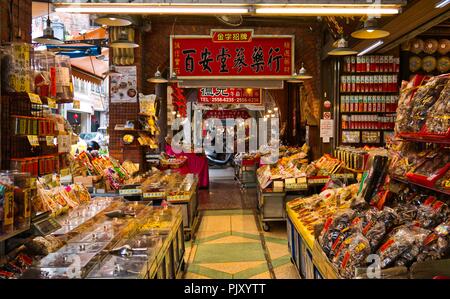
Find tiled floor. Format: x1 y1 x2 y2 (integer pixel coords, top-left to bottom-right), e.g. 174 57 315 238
183 167 299 279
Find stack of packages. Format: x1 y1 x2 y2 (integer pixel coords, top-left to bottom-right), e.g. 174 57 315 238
395 74 450 136
314 154 450 278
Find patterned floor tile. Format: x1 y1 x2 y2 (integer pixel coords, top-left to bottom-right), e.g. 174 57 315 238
201 261 266 275
198 215 231 232
249 271 272 279
206 235 260 244
266 242 290 260
194 242 266 264
231 215 259 233
187 264 232 279
274 263 300 279
184 272 210 279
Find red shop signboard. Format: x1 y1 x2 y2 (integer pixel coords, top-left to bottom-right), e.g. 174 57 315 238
198 88 262 105
171 29 294 79
204 110 251 120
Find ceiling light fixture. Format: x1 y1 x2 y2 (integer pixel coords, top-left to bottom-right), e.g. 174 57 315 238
95 15 133 27
255 7 399 16
358 40 384 56
328 38 358 56
351 18 390 39
33 0 64 45
110 28 139 49
436 0 450 8
148 67 169 84
55 6 249 15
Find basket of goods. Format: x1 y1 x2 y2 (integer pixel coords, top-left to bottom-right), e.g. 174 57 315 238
422 56 437 73
410 38 424 54
424 39 439 54
438 39 450 55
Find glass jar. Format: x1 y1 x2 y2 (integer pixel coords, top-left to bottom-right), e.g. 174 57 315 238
0 171 15 234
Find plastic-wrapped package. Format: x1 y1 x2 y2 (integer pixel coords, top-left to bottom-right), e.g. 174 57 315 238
417 221 450 263
54 55 74 101
377 225 430 269
393 203 418 225
319 209 356 258
407 75 449 132
332 233 371 279
425 80 450 134
394 227 429 267
395 75 427 134
416 197 448 229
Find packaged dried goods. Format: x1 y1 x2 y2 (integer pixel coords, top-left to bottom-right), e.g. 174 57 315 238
407 75 449 132
416 221 450 263
424 80 450 134
332 233 371 278
319 209 356 258
377 225 431 269
415 196 448 229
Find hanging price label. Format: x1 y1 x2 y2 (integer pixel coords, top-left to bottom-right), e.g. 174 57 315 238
47 97 57 109
46 136 55 146
28 93 42 104
27 135 40 147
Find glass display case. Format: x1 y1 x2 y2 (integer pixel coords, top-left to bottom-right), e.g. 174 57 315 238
20 199 184 279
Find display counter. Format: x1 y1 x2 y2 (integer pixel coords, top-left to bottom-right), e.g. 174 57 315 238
20 199 185 279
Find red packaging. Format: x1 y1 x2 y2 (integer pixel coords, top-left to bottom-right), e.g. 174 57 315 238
351 56 356 73
388 56 394 72
355 76 360 92
359 96 364 112
50 67 57 97
393 75 398 92
341 76 346 92
356 56 361 72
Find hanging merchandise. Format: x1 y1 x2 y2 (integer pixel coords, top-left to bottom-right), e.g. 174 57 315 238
171 83 187 117
54 55 74 102
1 43 33 93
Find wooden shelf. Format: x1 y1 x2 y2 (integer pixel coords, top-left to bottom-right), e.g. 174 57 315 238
342 72 399 75
392 176 450 196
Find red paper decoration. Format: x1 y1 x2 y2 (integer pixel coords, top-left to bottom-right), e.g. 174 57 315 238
171 83 187 117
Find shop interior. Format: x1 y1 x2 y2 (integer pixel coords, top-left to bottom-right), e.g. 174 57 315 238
0 0 449 280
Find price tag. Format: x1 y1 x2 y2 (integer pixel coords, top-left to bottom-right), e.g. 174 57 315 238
47 97 57 109
119 189 142 196
27 135 39 147
28 93 42 104
46 136 55 146
143 192 165 198
297 177 307 184
285 178 296 185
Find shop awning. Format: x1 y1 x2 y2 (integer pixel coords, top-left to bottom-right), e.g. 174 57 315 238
70 48 109 85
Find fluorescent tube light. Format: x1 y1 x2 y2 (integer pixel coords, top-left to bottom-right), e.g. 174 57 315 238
358 40 384 56
56 6 249 15
255 7 399 15
436 0 450 8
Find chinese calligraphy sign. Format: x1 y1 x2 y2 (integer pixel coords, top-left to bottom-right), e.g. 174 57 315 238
198 88 262 105
171 31 294 78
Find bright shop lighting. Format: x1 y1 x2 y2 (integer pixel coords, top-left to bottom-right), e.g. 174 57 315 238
357 40 384 56
436 0 450 8
55 6 249 15
255 7 399 16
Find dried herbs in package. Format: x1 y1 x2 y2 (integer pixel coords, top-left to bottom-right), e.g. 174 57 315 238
417 221 450 263
415 196 449 229
376 225 431 269
318 209 356 258
425 79 450 134
407 75 449 132
395 75 427 134
332 233 371 279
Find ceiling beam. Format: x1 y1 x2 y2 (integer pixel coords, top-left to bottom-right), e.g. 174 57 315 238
352 0 450 53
